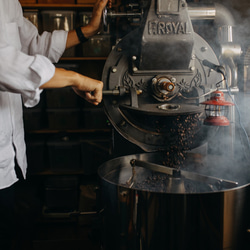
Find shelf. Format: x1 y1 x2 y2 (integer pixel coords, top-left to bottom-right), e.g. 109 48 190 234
60 57 107 61
21 3 118 9
21 3 95 8
21 1 114 179
26 128 111 133
28 169 86 175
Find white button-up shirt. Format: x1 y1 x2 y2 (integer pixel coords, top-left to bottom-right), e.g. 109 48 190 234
0 0 68 189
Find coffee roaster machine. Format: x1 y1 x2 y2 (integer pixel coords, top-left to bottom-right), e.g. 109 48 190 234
97 1 250 249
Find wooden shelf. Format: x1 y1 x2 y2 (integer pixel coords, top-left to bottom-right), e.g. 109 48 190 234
21 1 114 178
21 3 118 9
28 169 86 175
21 3 95 8
26 128 111 133
60 57 107 61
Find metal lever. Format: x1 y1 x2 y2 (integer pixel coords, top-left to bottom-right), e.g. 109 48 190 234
102 86 127 96
102 86 142 97
130 87 138 108
103 6 143 32
130 159 238 189
130 159 180 177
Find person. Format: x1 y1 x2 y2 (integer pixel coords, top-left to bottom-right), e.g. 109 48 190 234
0 0 109 249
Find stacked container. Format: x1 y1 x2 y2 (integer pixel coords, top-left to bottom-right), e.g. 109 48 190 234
45 63 81 130
79 12 112 57
41 10 76 57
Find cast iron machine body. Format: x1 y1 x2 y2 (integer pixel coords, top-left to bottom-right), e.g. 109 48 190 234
102 0 238 152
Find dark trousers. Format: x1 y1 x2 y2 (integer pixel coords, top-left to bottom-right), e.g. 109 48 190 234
0 183 17 250
0 165 35 250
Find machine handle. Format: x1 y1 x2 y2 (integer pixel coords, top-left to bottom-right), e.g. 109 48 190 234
102 86 142 96
102 86 127 96
102 6 143 32
130 159 238 189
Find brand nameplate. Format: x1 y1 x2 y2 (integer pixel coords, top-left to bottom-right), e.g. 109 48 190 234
148 20 187 35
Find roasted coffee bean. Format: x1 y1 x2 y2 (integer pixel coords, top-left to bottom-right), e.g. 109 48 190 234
162 113 200 169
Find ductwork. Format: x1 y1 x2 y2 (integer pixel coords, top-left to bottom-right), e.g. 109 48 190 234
188 3 235 27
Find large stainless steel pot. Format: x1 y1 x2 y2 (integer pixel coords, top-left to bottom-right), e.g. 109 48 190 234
98 152 250 250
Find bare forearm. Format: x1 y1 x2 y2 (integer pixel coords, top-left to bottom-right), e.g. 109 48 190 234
39 68 79 89
66 26 96 49
66 0 108 49
40 68 103 105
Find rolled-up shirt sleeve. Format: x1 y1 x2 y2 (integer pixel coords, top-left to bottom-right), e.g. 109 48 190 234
0 0 68 107
0 43 56 107
20 18 68 63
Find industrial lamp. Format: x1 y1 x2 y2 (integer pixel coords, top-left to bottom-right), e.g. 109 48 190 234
200 90 234 126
